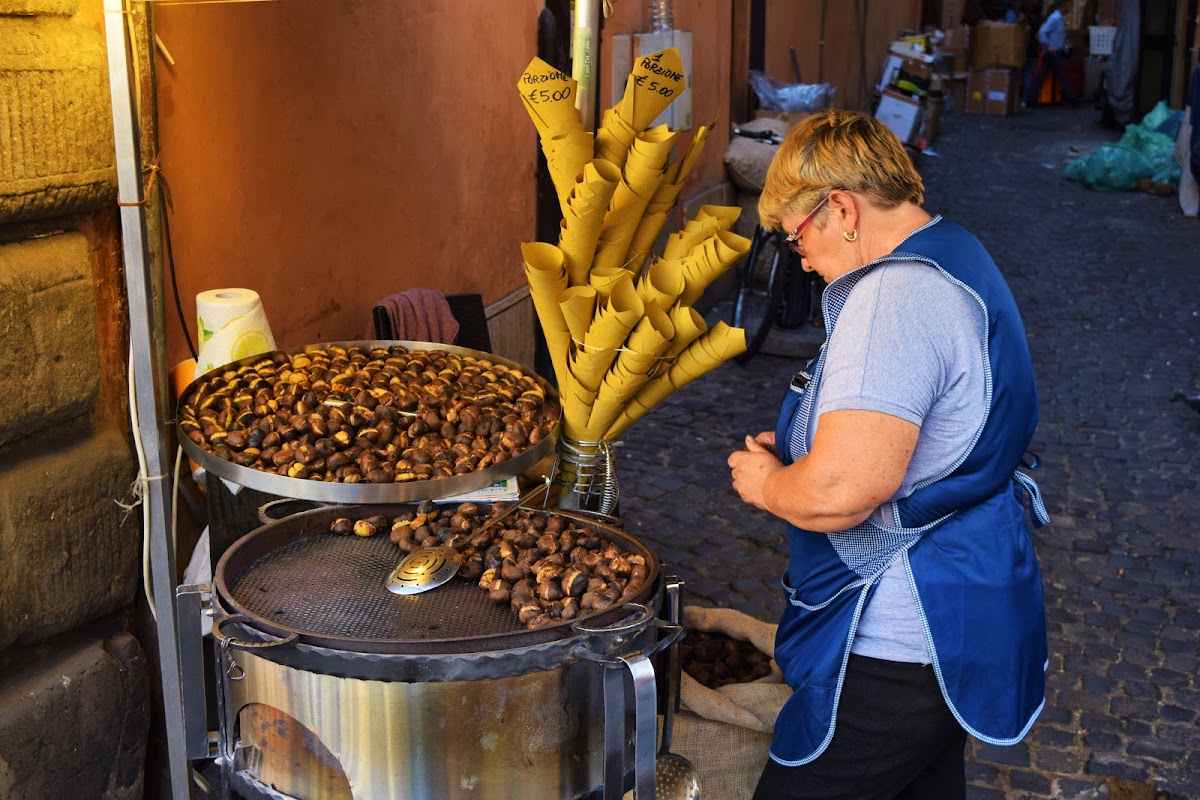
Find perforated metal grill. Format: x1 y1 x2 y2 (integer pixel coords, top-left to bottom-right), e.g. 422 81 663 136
227 533 521 642
214 504 660 655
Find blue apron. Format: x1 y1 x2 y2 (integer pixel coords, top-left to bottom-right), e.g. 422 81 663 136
769 218 1050 766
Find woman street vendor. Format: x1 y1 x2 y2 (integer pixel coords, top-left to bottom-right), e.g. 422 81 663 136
727 109 1050 799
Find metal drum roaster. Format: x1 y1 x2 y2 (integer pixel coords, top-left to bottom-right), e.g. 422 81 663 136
174 342 681 800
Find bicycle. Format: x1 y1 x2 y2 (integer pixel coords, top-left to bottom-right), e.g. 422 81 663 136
725 224 821 363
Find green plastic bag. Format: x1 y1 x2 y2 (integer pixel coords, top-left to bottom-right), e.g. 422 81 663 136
1064 102 1182 191
1064 143 1153 191
1140 100 1175 133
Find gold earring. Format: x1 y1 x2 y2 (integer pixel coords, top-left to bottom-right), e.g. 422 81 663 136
843 229 858 242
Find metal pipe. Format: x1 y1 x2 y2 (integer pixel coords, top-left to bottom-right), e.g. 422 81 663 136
573 0 603 131
101 2 189 797
649 0 674 32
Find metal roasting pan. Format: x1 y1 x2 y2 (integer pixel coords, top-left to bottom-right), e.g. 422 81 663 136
212 503 662 655
177 340 560 504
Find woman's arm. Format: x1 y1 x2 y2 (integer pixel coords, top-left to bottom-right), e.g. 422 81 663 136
728 409 919 532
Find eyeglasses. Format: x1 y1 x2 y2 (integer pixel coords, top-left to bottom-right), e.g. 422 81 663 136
783 193 831 254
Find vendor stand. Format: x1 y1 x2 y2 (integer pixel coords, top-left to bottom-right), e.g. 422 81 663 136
105 0 765 787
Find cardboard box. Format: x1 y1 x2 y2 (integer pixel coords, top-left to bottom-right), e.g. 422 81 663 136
965 69 1017 115
897 53 933 92
942 25 970 51
939 25 970 72
874 89 925 144
881 50 934 92
899 53 934 82
942 0 964 30
971 22 1028 70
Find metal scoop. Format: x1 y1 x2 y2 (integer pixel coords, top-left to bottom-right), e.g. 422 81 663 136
384 478 551 595
656 579 702 800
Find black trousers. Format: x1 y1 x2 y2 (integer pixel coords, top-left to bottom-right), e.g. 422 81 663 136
753 655 967 800
1026 50 1080 104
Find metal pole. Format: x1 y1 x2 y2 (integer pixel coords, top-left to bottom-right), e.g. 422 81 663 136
573 0 603 132
101 2 190 798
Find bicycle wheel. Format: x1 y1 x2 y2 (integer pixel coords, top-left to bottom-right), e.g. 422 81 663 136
732 228 787 363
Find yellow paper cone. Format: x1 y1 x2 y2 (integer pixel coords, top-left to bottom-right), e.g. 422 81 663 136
646 180 686 215
559 285 597 345
518 58 584 136
584 395 628 440
544 129 595 215
617 48 687 131
606 373 674 437
595 108 638 170
698 321 748 360
638 258 687 311
677 232 750 307
714 229 753 264
666 306 707 357
581 274 645 378
674 346 713 379
662 225 712 260
589 237 634 276
627 304 674 355
588 266 634 305
521 241 571 383
558 160 622 286
623 211 667 276
559 219 603 288
666 121 713 185
573 160 623 210
559 359 597 442
587 352 660 437
697 204 742 230
601 399 637 438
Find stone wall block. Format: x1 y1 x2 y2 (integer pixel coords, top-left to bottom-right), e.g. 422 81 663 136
0 232 101 447
0 630 149 800
0 15 116 223
0 0 80 16
0 425 139 651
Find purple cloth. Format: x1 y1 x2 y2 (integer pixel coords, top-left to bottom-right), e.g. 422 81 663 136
372 289 460 344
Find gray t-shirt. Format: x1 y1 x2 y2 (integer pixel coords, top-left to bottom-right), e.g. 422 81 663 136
807 255 987 664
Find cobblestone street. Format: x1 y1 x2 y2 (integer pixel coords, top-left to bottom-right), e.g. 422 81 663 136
617 106 1200 799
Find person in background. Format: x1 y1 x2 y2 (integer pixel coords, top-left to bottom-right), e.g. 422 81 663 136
1026 0 1080 106
728 109 1050 800
1002 0 1025 23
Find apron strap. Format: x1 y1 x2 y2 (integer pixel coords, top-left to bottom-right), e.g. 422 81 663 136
1013 470 1050 528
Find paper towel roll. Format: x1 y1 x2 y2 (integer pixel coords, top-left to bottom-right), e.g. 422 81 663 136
195 288 277 373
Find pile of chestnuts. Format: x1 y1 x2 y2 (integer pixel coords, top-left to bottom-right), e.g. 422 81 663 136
680 631 772 689
330 500 649 630
179 345 559 484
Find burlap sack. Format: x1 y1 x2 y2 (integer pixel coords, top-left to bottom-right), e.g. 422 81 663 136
673 606 792 799
722 118 791 194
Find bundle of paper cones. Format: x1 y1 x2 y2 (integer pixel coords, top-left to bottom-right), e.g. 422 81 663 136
518 48 750 445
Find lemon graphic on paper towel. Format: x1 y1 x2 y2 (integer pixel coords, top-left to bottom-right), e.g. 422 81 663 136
231 329 271 360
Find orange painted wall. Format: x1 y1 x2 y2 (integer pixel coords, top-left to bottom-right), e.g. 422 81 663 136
154 2 542 365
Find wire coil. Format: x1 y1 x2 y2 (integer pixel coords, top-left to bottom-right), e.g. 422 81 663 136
554 437 620 518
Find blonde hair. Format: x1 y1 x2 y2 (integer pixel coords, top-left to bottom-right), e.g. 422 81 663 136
758 108 924 230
